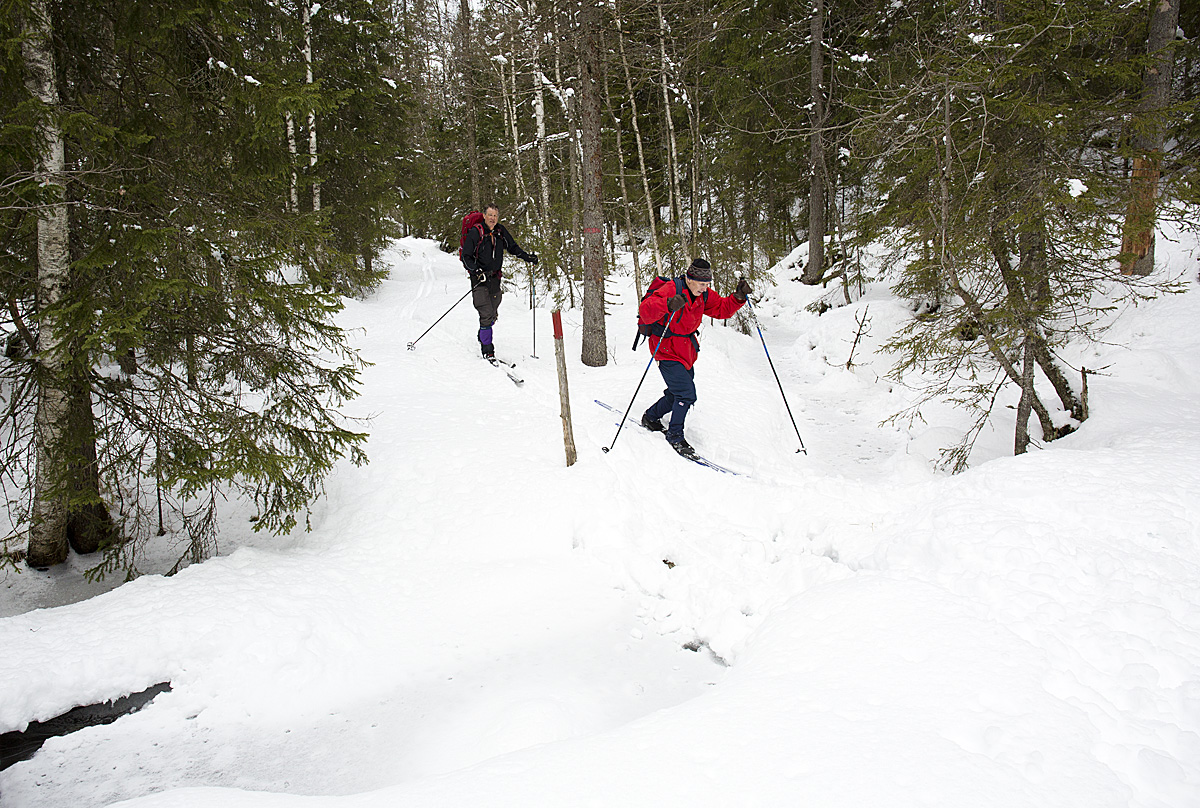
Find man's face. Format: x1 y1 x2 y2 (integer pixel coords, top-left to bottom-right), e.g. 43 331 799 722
484 208 499 229
685 277 711 297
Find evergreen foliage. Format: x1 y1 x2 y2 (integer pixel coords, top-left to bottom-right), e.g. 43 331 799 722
1 0 408 572
2 0 1198 577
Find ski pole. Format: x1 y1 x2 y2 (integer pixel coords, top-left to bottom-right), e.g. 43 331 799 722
602 309 678 454
407 281 482 351
745 297 807 454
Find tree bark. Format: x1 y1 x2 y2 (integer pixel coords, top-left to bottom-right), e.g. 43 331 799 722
656 0 687 256
459 0 481 208
936 96 1054 443
803 0 826 285
22 0 71 568
991 222 1083 423
615 2 663 275
532 3 551 227
1120 0 1181 276
554 6 583 286
65 374 114 555
689 72 701 252
503 52 529 210
277 20 300 212
1014 337 1036 454
304 0 320 212
601 33 643 298
578 0 607 367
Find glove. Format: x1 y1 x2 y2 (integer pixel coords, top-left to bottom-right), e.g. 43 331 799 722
733 278 752 302
526 253 539 266
667 294 687 312
469 270 486 286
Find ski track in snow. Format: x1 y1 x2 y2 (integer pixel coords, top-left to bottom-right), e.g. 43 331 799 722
2 234 1200 807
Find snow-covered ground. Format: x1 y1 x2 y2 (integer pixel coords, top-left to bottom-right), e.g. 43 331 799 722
2 229 1199 807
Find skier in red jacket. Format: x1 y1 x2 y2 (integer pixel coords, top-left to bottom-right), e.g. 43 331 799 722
639 258 751 457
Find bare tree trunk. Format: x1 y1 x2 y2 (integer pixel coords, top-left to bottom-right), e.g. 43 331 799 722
656 0 687 256
553 7 583 285
601 34 643 298
532 3 551 227
277 20 300 212
802 0 826 285
286 113 299 211
22 0 70 568
1120 0 1181 276
65 374 114 555
579 0 607 366
615 1 662 274
304 0 320 212
459 0 481 208
504 52 529 208
689 75 700 251
1014 337 1036 454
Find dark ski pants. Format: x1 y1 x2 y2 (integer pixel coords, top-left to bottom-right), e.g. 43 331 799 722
473 282 503 346
645 360 696 438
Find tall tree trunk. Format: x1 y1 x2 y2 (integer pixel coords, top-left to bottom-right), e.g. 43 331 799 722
554 6 583 286
459 0 481 208
803 0 826 285
304 0 320 212
656 0 687 256
1014 337 1036 455
22 0 71 568
615 1 662 274
602 38 643 298
579 0 607 366
1120 0 1181 276
689 75 701 252
532 5 551 227
504 52 529 209
277 20 300 212
65 373 114 555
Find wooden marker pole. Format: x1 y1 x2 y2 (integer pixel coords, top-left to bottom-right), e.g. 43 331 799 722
552 310 577 466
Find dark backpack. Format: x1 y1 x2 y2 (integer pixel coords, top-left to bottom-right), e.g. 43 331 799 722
458 211 486 260
632 275 708 351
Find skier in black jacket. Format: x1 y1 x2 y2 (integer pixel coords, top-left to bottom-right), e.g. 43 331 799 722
462 204 537 359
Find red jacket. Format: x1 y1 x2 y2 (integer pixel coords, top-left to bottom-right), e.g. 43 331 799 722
639 278 745 369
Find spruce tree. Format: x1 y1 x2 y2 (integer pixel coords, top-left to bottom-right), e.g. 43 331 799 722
863 0 1155 466
0 0 408 573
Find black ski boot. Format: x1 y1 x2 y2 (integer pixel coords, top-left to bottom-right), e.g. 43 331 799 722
641 412 666 433
666 433 696 459
481 342 495 359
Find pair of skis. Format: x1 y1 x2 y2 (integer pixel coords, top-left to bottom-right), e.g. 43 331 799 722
486 356 524 386
594 400 743 476
478 363 739 475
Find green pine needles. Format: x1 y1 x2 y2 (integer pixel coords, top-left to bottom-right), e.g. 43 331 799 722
1 0 407 573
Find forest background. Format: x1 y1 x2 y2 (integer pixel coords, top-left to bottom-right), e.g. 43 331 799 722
1 0 1197 576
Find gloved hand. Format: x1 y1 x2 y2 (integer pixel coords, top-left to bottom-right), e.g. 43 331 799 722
526 253 539 266
733 277 752 302
469 269 486 286
667 294 687 312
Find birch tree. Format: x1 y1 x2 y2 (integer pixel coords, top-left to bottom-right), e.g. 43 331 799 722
21 0 71 568
304 0 320 211
803 0 827 285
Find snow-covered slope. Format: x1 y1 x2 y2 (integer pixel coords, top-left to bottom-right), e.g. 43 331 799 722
1 231 1198 807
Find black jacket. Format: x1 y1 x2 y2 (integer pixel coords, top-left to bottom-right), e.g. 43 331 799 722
462 223 531 279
